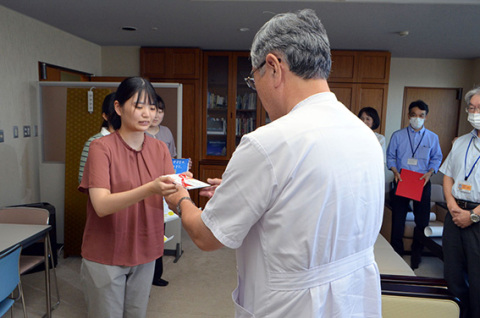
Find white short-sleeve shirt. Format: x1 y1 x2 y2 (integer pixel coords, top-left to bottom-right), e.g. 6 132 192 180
201 92 385 317
440 130 480 202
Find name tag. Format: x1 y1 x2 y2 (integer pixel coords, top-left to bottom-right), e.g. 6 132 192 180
458 182 472 193
407 158 418 166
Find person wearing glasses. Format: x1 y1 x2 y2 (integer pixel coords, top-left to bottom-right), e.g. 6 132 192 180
386 100 442 269
440 87 480 318
165 9 384 317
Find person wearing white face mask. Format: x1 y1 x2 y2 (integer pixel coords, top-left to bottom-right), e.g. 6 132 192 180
439 87 480 318
386 100 443 269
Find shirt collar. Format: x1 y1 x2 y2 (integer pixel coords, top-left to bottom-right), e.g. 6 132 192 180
470 129 478 138
408 125 425 134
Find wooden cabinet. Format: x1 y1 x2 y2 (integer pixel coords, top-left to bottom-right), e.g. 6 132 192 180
140 47 202 185
140 48 201 79
329 50 390 84
202 51 264 160
197 162 227 208
330 83 388 134
329 50 390 134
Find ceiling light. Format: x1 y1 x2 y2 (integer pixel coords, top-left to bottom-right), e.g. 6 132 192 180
122 26 137 31
239 28 250 32
397 31 409 37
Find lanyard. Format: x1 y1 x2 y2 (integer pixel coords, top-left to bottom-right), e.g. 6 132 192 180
407 128 425 158
464 136 480 181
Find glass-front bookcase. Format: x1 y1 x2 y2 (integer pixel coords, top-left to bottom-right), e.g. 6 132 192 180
203 51 265 160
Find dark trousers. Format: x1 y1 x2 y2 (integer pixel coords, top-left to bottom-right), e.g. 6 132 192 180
153 256 163 281
390 181 431 256
443 211 480 318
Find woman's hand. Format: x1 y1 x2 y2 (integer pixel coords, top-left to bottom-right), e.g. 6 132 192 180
150 176 178 196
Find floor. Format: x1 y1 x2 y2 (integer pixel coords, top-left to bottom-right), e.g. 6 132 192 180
7 228 237 318
5 230 444 318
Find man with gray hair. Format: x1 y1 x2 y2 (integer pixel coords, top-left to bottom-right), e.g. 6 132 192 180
440 86 480 318
166 9 384 317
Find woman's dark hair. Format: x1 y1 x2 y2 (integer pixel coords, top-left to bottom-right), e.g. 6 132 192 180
156 94 165 110
358 107 380 130
110 77 157 130
100 92 116 128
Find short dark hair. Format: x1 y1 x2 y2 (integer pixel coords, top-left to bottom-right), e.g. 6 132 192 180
100 92 116 128
408 100 429 115
358 107 380 130
157 94 165 110
110 77 157 130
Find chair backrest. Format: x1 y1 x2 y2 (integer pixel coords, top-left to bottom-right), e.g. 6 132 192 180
0 207 49 225
431 183 445 203
0 245 22 301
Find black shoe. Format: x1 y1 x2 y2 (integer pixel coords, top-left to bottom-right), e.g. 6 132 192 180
152 278 169 287
410 254 421 270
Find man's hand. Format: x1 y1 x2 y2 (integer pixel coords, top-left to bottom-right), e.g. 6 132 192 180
199 178 222 199
451 208 473 228
165 185 190 214
393 171 402 183
420 170 434 186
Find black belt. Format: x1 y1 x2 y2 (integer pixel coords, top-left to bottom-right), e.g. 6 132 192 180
455 199 479 210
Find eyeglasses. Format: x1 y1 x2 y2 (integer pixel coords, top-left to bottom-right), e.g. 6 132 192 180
467 104 480 113
244 60 266 91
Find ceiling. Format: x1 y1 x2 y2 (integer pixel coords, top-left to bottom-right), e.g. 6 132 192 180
2 0 480 59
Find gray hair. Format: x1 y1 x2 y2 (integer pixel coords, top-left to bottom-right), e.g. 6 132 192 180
465 86 480 105
250 9 331 80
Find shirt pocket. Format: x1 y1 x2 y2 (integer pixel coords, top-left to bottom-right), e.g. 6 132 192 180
416 146 431 160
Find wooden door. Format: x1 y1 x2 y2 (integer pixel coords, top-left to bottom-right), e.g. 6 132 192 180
402 87 462 162
356 84 388 134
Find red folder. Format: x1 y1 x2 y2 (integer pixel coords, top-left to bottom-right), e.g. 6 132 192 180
395 169 424 201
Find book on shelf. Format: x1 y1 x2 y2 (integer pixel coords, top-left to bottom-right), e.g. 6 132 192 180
236 92 257 110
207 91 227 109
236 117 256 136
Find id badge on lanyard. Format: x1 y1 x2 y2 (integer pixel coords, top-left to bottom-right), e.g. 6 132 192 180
407 158 418 166
458 182 473 193
464 137 480 192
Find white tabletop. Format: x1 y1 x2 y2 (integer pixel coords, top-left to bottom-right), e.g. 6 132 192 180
374 234 416 276
0 223 51 254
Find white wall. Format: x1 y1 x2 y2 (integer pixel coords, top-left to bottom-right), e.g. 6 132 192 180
386 58 475 142
0 5 101 242
101 46 140 77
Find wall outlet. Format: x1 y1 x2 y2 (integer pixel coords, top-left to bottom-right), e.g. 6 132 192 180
13 126 18 138
0 130 4 142
23 125 31 137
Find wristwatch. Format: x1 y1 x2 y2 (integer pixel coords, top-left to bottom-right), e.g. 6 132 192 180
470 210 480 223
176 196 195 218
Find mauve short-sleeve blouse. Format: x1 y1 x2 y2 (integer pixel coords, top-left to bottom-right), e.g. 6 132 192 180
79 131 174 266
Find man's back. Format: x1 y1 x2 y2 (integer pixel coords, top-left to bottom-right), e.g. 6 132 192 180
203 92 384 317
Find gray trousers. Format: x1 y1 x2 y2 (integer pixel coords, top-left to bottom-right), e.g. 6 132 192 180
443 212 480 318
81 258 155 318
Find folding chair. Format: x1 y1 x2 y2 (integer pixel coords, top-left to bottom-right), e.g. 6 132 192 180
0 244 28 318
0 207 60 315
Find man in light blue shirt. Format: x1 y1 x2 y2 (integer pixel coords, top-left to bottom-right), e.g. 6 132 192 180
386 100 442 269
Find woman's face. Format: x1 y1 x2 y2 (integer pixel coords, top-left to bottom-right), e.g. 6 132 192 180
151 108 164 127
116 91 157 132
360 112 374 129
